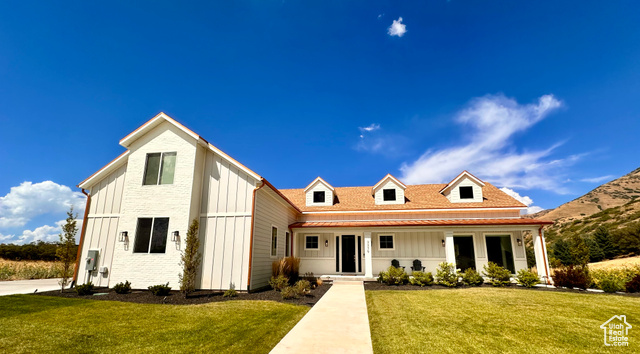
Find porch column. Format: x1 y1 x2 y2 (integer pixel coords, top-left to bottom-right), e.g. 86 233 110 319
532 227 552 284
364 231 373 278
444 231 456 268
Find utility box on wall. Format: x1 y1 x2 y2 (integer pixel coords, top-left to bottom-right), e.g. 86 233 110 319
86 250 99 272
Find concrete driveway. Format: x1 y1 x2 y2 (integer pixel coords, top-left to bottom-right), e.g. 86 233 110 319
0 278 62 296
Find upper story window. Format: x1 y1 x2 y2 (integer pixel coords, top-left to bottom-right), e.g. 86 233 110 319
383 189 396 201
143 152 176 185
313 191 325 203
459 186 474 199
133 217 169 253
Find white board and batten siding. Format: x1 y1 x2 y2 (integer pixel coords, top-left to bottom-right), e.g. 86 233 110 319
198 151 257 291
445 176 483 203
250 187 298 291
77 164 127 287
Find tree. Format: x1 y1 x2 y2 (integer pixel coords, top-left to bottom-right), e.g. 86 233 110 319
586 237 604 263
552 239 573 266
56 207 78 292
179 219 201 297
593 226 617 259
569 234 590 267
611 222 640 256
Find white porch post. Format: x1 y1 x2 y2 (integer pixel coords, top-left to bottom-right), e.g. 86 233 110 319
532 228 552 284
445 231 456 268
364 231 373 278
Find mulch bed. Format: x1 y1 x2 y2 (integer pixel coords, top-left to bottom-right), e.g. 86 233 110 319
34 283 332 307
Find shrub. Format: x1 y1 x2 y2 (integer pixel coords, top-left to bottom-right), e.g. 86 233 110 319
223 283 237 298
591 267 639 293
281 286 298 300
483 262 511 287
552 266 590 290
599 275 625 293
462 269 484 286
294 279 311 296
516 269 540 288
148 282 172 296
75 282 94 296
269 275 289 291
378 266 409 285
409 271 434 287
626 274 640 293
113 281 131 294
435 262 460 287
179 219 201 298
271 257 300 283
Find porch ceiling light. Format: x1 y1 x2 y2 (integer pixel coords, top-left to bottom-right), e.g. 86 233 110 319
325 240 329 247
441 239 446 247
171 231 180 242
517 238 522 246
119 231 128 242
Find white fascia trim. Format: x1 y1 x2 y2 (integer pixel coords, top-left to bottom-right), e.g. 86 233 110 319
78 151 130 189
307 216 523 223
301 207 525 214
440 171 485 194
304 177 335 192
200 212 253 217
372 174 406 192
119 113 199 148
207 143 261 182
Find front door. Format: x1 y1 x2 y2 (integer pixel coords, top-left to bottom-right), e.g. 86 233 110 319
341 235 356 273
454 236 476 271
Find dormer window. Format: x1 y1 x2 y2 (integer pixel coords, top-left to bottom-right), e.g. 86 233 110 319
304 177 334 206
459 186 474 199
383 189 396 201
313 191 325 203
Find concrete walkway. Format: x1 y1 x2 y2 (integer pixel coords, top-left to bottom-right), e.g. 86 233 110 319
270 281 373 354
0 278 62 296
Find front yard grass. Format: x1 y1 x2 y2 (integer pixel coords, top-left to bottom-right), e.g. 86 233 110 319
0 295 307 353
367 287 640 353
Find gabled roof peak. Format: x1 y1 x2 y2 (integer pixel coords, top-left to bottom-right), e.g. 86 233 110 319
304 177 335 192
439 170 485 194
373 174 407 192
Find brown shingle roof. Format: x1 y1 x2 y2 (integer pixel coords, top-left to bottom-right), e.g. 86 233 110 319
278 182 526 212
290 218 553 228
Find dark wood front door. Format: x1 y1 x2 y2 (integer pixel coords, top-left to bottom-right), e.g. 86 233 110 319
341 235 356 273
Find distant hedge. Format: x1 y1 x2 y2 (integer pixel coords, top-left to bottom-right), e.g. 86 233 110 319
0 241 77 261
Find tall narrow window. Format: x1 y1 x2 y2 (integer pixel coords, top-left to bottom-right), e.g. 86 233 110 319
383 189 396 201
143 152 177 185
271 227 278 257
459 186 474 199
285 232 291 257
133 217 169 253
313 191 325 203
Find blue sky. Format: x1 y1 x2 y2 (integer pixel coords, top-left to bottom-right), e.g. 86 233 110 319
1 1 639 244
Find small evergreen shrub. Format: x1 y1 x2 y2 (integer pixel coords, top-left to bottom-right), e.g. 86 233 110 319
294 279 311 296
409 271 434 287
435 262 460 287
591 267 640 292
75 282 93 296
462 269 484 286
269 275 289 291
515 269 540 288
113 281 131 294
148 282 171 296
626 274 640 293
281 286 298 300
378 266 409 285
599 275 625 293
483 262 511 287
223 283 238 298
552 266 590 290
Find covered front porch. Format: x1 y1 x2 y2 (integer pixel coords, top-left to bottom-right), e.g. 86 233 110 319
291 223 551 283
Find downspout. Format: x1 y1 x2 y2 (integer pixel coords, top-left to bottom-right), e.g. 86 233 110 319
246 180 266 292
538 226 551 284
72 189 91 285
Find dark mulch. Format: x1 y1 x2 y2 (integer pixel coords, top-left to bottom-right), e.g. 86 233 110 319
364 281 640 296
34 283 332 307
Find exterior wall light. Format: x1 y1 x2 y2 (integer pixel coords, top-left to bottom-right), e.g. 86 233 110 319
119 231 128 242
442 239 446 247
325 240 329 247
517 238 522 246
171 231 180 242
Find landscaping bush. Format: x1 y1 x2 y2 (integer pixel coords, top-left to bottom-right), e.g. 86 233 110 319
378 266 409 285
269 275 289 291
271 257 300 283
113 281 131 294
409 271 434 287
281 286 298 300
626 274 640 293
148 282 171 296
552 266 590 290
590 267 639 293
462 269 484 286
294 279 311 296
223 283 238 298
598 275 625 293
483 262 511 287
435 262 460 287
75 282 94 296
515 269 540 288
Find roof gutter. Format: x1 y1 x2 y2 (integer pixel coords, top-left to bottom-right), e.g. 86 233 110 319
246 181 266 291
538 226 551 284
72 189 91 285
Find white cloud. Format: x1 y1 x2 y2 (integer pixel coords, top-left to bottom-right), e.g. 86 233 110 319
580 175 615 183
359 123 380 133
500 187 544 215
2 218 83 245
0 181 85 229
388 17 407 37
399 94 573 192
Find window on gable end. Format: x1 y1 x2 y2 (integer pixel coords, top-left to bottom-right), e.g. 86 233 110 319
313 191 325 203
383 188 396 201
459 186 474 199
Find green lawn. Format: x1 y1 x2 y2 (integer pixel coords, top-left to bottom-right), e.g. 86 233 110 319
0 295 308 353
367 288 640 353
